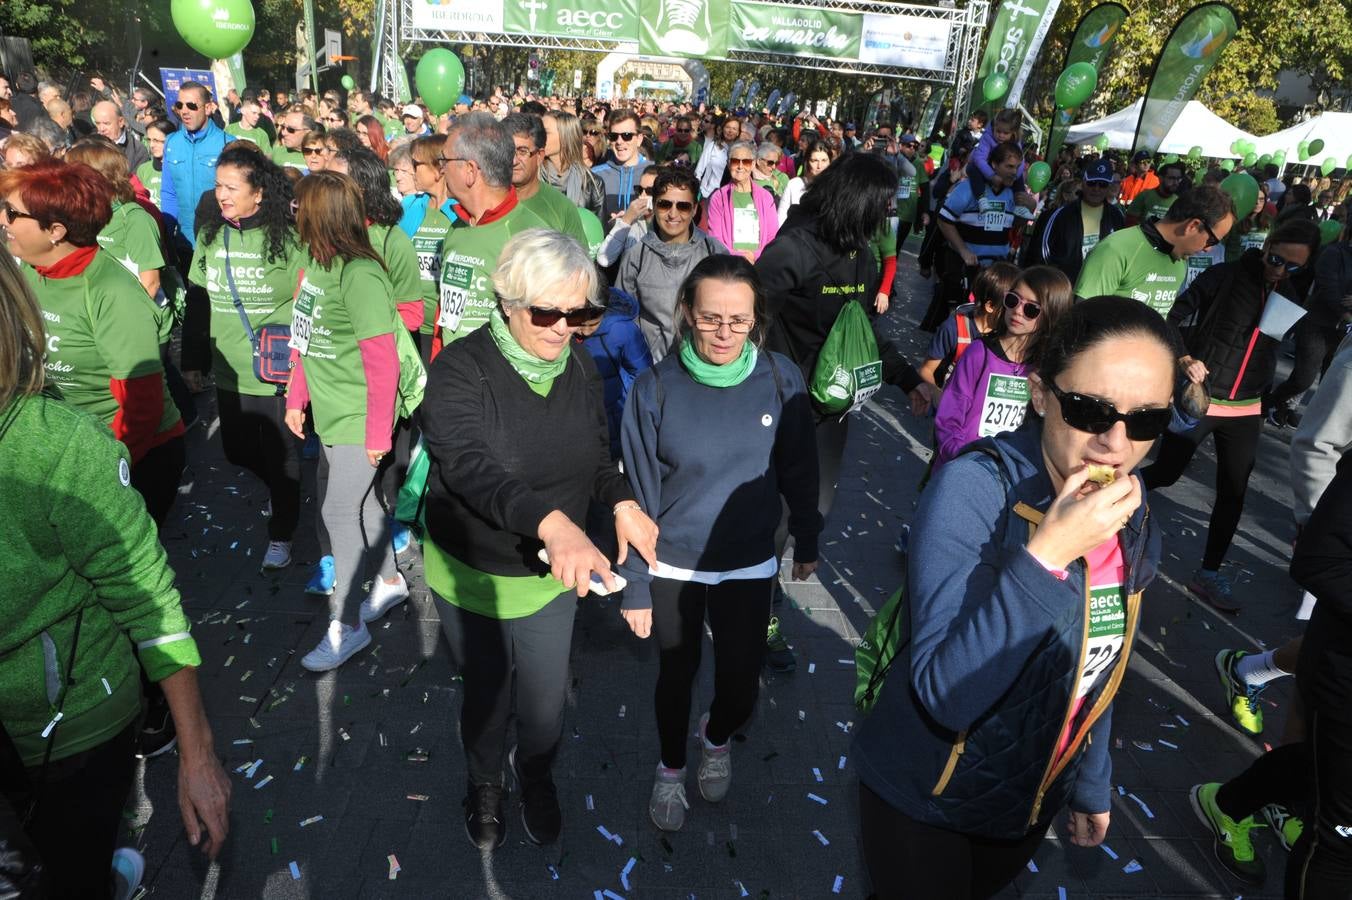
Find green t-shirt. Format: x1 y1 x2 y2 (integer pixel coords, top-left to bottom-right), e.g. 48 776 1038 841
225 123 273 155
436 202 549 346
869 221 894 272
97 202 172 344
731 191 761 253
1126 189 1177 224
518 182 589 247
424 540 566 619
895 162 930 223
412 203 455 336
291 256 398 445
190 223 304 396
1075 226 1187 317
369 223 425 321
135 159 164 209
660 138 702 165
272 145 307 172
23 251 179 436
754 170 790 200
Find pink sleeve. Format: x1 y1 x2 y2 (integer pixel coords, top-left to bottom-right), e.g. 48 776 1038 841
359 332 399 452
285 350 310 410
706 188 732 248
397 300 425 331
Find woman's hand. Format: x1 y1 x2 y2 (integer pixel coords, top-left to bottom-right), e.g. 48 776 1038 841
874 291 890 314
284 408 306 440
1026 468 1142 571
178 748 232 859
791 560 818 581
539 510 615 597
1181 355 1209 385
622 608 653 639
909 382 939 416
366 449 386 467
615 504 659 570
1067 810 1110 847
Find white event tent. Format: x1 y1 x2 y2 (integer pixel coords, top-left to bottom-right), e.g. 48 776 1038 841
1064 99 1256 158
1250 113 1352 168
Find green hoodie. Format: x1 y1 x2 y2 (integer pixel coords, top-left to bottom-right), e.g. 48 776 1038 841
0 394 200 766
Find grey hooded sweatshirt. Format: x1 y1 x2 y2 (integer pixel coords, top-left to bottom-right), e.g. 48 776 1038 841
616 227 729 362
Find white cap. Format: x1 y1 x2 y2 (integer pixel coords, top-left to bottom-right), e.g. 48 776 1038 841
400 104 423 119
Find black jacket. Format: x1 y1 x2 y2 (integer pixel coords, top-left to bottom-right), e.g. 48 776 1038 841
1291 449 1352 724
1168 249 1298 403
756 211 921 395
419 325 633 577
1306 241 1352 328
1020 199 1125 283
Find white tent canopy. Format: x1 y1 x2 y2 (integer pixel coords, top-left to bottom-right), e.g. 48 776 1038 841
1251 113 1352 169
1064 99 1256 159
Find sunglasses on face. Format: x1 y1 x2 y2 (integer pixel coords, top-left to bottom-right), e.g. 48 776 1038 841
174 100 201 112
1265 251 1305 273
656 198 695 213
282 124 303 134
302 146 326 155
638 185 655 196
729 157 754 167
0 200 38 224
1200 220 1221 249
676 127 692 133
528 305 605 328
607 131 637 142
1003 291 1041 319
584 128 602 136
1047 382 1173 441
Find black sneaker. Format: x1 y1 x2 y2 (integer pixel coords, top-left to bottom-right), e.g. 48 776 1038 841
136 697 177 759
510 746 562 845
463 782 507 850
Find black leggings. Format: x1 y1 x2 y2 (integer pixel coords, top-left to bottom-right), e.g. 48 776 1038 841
216 388 301 541
650 577 772 770
1141 413 1262 571
893 219 918 257
859 783 1047 900
130 435 186 526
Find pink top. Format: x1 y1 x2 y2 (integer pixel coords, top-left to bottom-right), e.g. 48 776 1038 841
285 333 399 452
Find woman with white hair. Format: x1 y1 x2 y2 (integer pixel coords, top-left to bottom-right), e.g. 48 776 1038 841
419 228 658 852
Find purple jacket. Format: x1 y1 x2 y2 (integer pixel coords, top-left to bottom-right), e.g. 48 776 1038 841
970 129 1028 182
933 337 1031 469
706 183 780 260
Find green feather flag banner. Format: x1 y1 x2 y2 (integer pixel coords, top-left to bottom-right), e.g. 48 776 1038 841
1131 3 1239 157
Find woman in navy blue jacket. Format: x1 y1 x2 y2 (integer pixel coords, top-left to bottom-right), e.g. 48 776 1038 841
853 297 1180 899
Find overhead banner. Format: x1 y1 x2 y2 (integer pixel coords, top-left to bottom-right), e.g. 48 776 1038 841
506 0 641 41
1046 3 1128 156
974 0 1062 110
1131 2 1239 156
411 0 505 33
730 3 861 61
859 14 950 70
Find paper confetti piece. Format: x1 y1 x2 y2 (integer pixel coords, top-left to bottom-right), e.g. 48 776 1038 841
1101 844 1118 860
270 837 278 855
618 704 626 718
244 759 263 779
387 854 400 880
1123 859 1142 874
1132 740 1154 752
586 794 595 811
812 829 830 846
1027 860 1038 873
546 864 559 881
1176 714 1190 727
293 756 307 771
1058 888 1067 900
407 794 429 802
299 816 323 827
832 875 844 894
798 710 806 721
813 767 823 783
288 861 300 880
102 677 112 695
233 738 253 746
735 880 749 897
1126 792 1155 819
254 774 274 789
620 857 636 890
807 792 828 805
1159 739 1178 750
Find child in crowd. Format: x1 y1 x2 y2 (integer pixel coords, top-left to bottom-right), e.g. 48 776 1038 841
966 108 1026 195
919 262 1019 391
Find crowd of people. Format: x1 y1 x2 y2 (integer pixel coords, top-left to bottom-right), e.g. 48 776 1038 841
2 69 1351 900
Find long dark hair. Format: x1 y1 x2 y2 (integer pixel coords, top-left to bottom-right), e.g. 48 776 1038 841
1040 295 1183 391
676 253 768 348
294 171 384 269
986 265 1074 370
198 143 295 263
799 152 895 253
343 148 401 227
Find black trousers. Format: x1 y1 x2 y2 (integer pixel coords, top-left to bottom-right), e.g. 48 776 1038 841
1 724 138 900
1141 413 1262 570
1270 319 1345 409
859 783 1048 900
650 577 773 769
893 218 918 257
216 387 301 541
130 435 186 526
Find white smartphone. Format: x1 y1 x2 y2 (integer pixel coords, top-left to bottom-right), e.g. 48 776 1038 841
536 549 628 596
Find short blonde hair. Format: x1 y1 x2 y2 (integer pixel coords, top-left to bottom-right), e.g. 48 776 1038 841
492 228 599 312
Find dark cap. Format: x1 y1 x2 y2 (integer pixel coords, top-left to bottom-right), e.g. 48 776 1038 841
1132 150 1152 162
1084 158 1115 183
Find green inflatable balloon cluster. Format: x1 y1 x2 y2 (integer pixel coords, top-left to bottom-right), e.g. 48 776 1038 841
341 74 356 91
1093 134 1110 152
1219 172 1258 220
1320 219 1344 246
415 49 465 117
1322 157 1338 177
1054 63 1097 109
171 0 256 60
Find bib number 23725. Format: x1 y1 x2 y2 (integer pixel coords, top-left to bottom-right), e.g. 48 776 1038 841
979 373 1029 438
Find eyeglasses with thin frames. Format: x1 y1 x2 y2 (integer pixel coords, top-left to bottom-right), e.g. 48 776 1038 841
693 315 755 334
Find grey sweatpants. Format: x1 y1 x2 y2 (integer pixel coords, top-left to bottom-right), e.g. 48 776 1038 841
317 444 396 625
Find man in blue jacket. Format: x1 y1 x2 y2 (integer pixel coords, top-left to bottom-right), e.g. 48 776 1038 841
160 82 234 248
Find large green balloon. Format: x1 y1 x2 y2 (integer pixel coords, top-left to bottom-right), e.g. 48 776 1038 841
415 49 465 117
170 0 255 60
577 208 605 260
1320 219 1344 246
1346 153 1352 170
1241 152 1257 168
1273 150 1287 165
1298 140 1310 161
1218 159 1235 171
1054 62 1098 110
341 74 356 90
981 72 1009 103
1257 153 1272 168
1229 139 1242 156
1219 172 1258 221
1309 138 1325 156
1093 134 1110 152
1025 161 1052 193
1322 156 1338 177
1162 154 1179 165
1188 145 1203 159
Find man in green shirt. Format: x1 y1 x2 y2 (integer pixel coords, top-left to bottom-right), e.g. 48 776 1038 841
1125 160 1184 225
225 98 273 154
1076 185 1237 317
503 112 588 247
434 112 549 354
271 107 312 172
658 114 702 164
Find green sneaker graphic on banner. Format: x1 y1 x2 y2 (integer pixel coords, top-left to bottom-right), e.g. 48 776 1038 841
640 0 729 58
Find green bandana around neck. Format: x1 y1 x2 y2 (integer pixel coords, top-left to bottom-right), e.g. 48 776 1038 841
679 333 758 388
488 310 570 385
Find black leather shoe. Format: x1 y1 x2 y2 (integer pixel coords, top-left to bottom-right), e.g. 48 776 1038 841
463 782 507 850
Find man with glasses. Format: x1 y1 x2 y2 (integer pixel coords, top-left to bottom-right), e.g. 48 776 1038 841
224 98 273 154
434 112 548 354
91 99 150 172
271 108 314 171
892 133 931 262
1121 150 1160 206
657 114 702 165
1126 159 1184 225
591 108 651 226
503 113 588 246
1076 185 1236 317
1021 158 1124 283
160 82 233 248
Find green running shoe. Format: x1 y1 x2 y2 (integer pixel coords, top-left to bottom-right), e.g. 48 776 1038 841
1191 782 1266 885
1262 803 1304 852
1215 649 1265 735
764 614 796 674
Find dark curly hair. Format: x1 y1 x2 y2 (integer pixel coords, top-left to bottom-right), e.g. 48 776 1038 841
197 142 296 264
343 147 401 227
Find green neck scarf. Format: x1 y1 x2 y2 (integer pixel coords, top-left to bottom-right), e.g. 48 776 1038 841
488 312 570 385
679 333 758 388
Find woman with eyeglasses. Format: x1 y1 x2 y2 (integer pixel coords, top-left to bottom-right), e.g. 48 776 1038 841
854 296 1178 900
541 111 604 218
617 167 729 362
933 266 1074 470
1141 218 1322 612
284 171 407 671
136 118 175 209
777 138 831 226
300 132 332 173
705 141 779 264
751 142 789 204
322 109 349 130
580 117 606 169
619 254 821 833
418 228 657 850
398 134 458 363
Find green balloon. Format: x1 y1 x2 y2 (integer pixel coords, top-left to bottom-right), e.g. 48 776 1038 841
1188 145 1203 159
981 72 1009 103
1309 138 1325 156
1025 161 1052 193
1054 62 1098 110
1093 134 1110 152
1273 150 1287 165
1242 151 1257 167
1219 159 1235 171
414 49 465 117
1162 154 1179 165
170 0 255 59
1229 139 1242 156
1320 219 1344 246
1257 153 1272 168
1219 172 1259 221
1298 140 1311 161
341 74 356 90
1346 153 1352 170
577 208 605 260
1322 156 1338 177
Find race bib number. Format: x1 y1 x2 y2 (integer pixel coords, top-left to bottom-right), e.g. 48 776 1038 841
733 204 760 248
978 373 1029 437
290 284 315 355
1077 586 1126 699
896 177 914 201
1185 254 1213 288
415 250 440 283
1082 232 1100 259
846 360 884 415
979 198 1007 233
438 262 473 332
1241 230 1267 251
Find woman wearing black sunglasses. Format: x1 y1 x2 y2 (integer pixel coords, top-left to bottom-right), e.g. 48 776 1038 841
1141 218 1322 612
419 228 657 852
854 296 1178 899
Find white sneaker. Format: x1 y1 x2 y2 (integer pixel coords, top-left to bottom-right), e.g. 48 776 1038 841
696 712 732 802
359 573 410 623
111 847 145 900
261 540 292 570
301 620 371 672
649 764 689 832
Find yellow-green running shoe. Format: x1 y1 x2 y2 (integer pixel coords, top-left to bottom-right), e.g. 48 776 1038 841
1191 782 1266 885
1216 649 1265 734
1262 803 1304 852
765 615 796 673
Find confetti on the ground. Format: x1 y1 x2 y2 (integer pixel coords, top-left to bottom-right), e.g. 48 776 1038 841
299 816 323 827
807 792 828 805
812 767 823 782
596 825 624 846
1058 888 1067 900
1159 739 1179 750
407 794 429 801
1123 859 1143 874
586 794 594 810
1101 843 1118 860
546 863 559 880
244 759 263 779
288 861 300 880
836 721 852 734
798 710 806 721
1132 741 1154 751
618 704 626 718
620 857 636 890
832 875 844 893
734 880 749 897
808 663 816 674
387 854 400 880
812 829 830 846
254 774 274 789
1176 714 1190 726
1027 860 1038 873
1126 792 1156 818
232 739 253 746
293 756 307 771
270 837 278 855
239 695 257 704
102 677 112 695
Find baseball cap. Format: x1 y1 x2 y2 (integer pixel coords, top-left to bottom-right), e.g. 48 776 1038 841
401 104 423 119
1132 150 1151 162
1084 159 1114 183
900 133 919 145
845 122 857 130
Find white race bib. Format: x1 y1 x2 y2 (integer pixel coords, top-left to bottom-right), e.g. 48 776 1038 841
978 373 1029 438
289 285 314 356
896 177 914 200
979 197 1008 233
1082 232 1100 259
415 250 440 283
1077 586 1126 699
733 203 760 248
438 260 473 333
